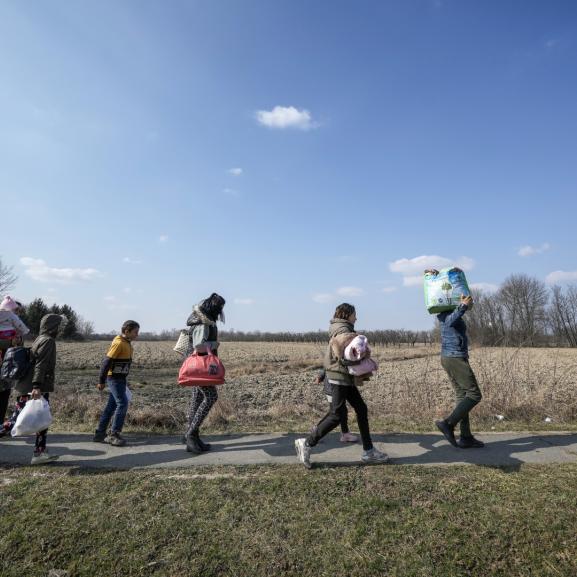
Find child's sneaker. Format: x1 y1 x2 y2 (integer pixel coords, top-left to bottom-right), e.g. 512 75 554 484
105 432 127 447
361 447 391 464
295 438 312 469
31 451 59 465
340 432 358 443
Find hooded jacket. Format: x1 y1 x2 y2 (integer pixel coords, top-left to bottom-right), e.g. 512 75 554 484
15 314 63 394
323 318 356 385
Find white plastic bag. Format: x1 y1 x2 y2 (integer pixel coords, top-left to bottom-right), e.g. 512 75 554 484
11 398 53 436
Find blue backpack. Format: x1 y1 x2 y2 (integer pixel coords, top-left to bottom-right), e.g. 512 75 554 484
0 346 32 381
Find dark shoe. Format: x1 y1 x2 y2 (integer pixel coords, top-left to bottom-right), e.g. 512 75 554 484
435 420 458 448
93 430 106 443
191 431 211 452
185 434 203 454
457 436 485 448
105 432 127 447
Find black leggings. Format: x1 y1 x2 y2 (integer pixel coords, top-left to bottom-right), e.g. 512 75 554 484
308 385 373 451
186 386 218 436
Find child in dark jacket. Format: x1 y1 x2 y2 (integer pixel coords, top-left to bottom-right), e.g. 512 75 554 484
8 314 65 464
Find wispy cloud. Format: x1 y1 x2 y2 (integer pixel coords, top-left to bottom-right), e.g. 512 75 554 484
312 293 335 304
389 255 475 287
255 106 317 130
228 167 243 176
234 298 254 305
545 270 577 285
381 286 398 294
336 286 364 297
159 235 169 243
518 243 550 257
223 188 240 197
20 257 102 283
122 257 142 265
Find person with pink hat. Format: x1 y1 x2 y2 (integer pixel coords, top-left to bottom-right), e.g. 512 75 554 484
0 296 30 428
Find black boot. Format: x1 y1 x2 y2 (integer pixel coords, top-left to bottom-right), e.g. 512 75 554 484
192 430 211 452
185 432 203 454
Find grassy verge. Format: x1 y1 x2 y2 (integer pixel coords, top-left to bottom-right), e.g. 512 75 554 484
1 463 576 577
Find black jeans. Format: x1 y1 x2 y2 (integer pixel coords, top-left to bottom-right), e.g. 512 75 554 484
0 389 11 425
308 385 373 451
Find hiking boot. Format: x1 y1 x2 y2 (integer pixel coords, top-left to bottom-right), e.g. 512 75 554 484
93 430 107 443
105 432 127 447
294 438 312 469
435 419 458 448
186 434 203 454
457 436 485 449
190 431 211 452
340 432 359 443
31 451 59 465
361 447 391 464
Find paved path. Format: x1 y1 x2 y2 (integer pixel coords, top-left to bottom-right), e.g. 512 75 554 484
1 432 577 469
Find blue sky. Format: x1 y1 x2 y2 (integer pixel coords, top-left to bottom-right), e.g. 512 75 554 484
1 0 576 333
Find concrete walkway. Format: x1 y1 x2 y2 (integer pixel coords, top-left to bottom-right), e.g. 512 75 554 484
2 431 577 469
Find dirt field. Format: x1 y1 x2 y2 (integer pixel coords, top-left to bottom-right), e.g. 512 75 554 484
41 340 577 434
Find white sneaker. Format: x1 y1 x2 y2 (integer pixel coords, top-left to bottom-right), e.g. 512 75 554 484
295 438 312 469
361 448 391 464
30 451 59 465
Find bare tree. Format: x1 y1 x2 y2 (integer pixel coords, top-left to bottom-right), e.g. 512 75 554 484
499 274 548 346
0 257 17 296
549 285 577 347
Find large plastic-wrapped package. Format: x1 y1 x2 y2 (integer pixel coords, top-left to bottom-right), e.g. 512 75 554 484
424 268 471 314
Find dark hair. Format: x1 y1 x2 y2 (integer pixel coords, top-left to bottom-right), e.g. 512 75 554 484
334 303 356 320
122 320 140 334
200 293 226 322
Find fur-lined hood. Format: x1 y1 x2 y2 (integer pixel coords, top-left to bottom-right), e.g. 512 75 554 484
187 305 216 327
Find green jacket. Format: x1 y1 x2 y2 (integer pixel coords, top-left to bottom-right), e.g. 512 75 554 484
15 314 63 394
324 318 355 386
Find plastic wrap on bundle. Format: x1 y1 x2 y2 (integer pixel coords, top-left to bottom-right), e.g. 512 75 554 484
424 268 471 314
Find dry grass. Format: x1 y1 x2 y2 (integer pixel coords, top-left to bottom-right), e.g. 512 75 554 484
47 341 577 433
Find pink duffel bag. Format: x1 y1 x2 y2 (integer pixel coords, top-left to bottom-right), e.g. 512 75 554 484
178 348 225 386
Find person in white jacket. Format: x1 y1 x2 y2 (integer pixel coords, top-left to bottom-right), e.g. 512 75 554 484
0 296 29 429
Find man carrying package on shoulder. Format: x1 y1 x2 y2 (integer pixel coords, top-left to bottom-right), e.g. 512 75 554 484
7 314 66 464
425 269 484 449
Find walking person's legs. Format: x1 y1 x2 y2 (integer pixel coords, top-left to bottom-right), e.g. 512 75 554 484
95 379 128 446
31 394 58 464
326 393 357 443
185 386 218 453
436 357 483 448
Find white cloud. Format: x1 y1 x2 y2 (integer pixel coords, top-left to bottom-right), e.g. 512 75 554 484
381 286 398 294
159 235 169 243
20 257 102 284
255 106 316 130
390 255 475 287
122 257 142 264
336 286 364 297
123 287 132 294
470 282 499 293
545 270 577 285
234 298 254 305
312 293 334 304
518 243 550 257
223 188 240 197
104 296 116 303
228 168 243 176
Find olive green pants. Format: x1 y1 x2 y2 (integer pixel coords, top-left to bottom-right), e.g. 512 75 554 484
441 356 482 438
